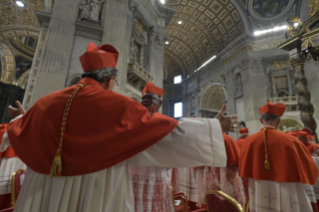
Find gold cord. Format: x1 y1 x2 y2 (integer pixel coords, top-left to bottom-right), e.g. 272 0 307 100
50 84 84 178
263 128 271 170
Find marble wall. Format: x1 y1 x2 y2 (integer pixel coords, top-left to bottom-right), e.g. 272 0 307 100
163 31 319 139
23 0 174 108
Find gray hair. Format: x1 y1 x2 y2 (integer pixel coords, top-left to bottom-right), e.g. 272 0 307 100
81 68 118 84
261 113 280 122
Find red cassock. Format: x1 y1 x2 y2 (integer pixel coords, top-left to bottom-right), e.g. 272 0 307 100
223 134 239 165
239 127 319 185
7 78 178 176
0 123 17 158
235 137 246 150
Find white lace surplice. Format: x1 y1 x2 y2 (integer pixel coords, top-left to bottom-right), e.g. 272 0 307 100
0 127 27 195
312 156 319 200
197 166 245 208
0 158 26 195
172 167 198 202
130 166 174 212
249 179 313 212
1 118 226 212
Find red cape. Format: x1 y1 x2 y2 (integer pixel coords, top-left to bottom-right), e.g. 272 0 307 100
223 134 239 165
0 123 17 158
239 127 319 185
7 78 178 176
236 137 246 150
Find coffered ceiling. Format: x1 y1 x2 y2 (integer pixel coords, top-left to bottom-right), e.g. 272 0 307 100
164 0 245 81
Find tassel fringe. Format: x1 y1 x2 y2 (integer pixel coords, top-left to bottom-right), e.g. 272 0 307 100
264 159 271 170
50 155 62 178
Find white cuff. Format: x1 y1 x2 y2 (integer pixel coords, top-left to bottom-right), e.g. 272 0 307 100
208 118 227 167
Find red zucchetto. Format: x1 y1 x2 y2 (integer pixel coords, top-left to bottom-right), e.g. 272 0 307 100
142 82 164 97
259 101 286 116
239 127 249 134
79 42 119 72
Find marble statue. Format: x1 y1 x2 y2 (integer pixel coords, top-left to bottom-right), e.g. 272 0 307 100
236 73 242 92
89 0 105 21
78 0 105 22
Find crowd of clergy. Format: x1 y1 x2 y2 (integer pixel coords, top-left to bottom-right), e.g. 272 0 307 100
0 42 318 212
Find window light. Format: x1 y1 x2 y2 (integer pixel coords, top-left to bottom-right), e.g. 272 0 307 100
174 102 183 118
174 75 182 84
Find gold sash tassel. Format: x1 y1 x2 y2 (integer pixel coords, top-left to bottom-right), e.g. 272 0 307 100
50 84 84 178
263 128 271 170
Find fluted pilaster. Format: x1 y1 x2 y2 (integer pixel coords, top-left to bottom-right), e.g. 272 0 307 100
28 0 81 106
102 0 132 94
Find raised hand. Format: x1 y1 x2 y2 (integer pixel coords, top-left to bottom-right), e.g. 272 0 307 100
7 100 26 119
215 104 240 133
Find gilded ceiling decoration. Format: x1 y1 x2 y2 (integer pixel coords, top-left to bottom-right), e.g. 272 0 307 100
164 0 244 80
200 83 225 111
307 0 319 18
0 0 45 41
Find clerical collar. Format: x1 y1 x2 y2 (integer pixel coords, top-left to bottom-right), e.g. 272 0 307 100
263 125 276 129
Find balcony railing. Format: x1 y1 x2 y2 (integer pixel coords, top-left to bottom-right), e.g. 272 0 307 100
269 96 299 112
127 62 153 91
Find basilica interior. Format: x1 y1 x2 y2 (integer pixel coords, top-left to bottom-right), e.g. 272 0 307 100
1 0 319 139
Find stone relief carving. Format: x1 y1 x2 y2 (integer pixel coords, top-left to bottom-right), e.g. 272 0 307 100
235 73 242 93
78 0 105 24
267 60 293 98
274 76 288 93
154 35 166 46
217 74 226 87
130 19 148 68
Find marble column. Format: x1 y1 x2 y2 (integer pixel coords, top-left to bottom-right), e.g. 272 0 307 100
27 0 81 106
149 31 166 87
225 70 237 139
102 0 132 94
243 59 268 134
290 57 317 135
23 28 48 110
304 61 319 136
225 70 236 115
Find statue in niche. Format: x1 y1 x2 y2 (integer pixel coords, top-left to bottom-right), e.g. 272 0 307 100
235 73 242 93
131 42 141 64
78 0 105 23
89 0 104 21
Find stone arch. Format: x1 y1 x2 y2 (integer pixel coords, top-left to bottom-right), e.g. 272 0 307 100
278 117 303 132
0 43 16 84
16 68 30 89
199 82 227 111
0 27 40 41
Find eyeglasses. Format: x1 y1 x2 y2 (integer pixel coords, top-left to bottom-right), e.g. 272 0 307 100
115 78 119 86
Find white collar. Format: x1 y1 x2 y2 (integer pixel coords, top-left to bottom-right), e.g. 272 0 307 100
263 125 276 129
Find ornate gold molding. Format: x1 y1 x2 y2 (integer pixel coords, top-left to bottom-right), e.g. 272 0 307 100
0 42 16 84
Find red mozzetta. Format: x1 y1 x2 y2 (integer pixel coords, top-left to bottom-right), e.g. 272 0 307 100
7 78 178 176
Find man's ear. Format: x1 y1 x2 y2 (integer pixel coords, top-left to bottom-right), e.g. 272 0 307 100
159 100 162 106
260 118 263 124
